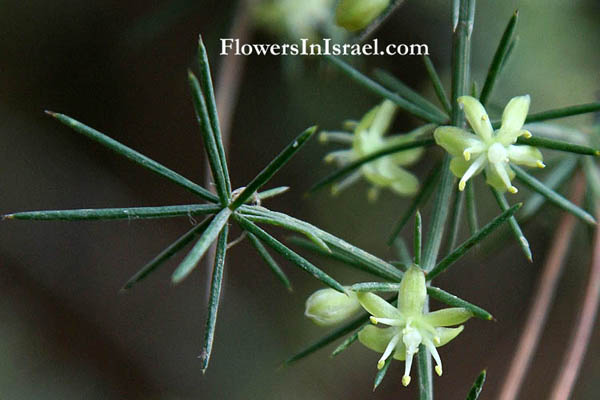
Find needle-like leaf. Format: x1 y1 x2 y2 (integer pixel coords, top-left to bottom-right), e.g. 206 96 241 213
240 207 403 282
235 215 345 293
520 157 578 221
427 286 492 320
284 311 370 365
422 55 452 114
188 71 230 203
373 350 394 390
489 186 532 262
199 224 228 373
197 36 231 195
323 54 448 124
387 165 440 244
427 203 522 281
373 69 448 120
349 282 492 320
310 138 436 194
479 10 518 106
229 126 317 209
240 212 330 253
45 111 218 202
247 232 292 291
331 329 363 357
466 370 487 400
4 204 221 221
171 208 232 284
512 164 596 225
516 136 600 156
122 217 214 290
256 186 290 201
492 102 600 128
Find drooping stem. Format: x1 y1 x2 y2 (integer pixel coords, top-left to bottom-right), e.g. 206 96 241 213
548 198 600 400
497 174 585 400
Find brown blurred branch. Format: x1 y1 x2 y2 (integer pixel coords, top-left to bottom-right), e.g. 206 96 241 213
549 201 600 400
498 173 585 400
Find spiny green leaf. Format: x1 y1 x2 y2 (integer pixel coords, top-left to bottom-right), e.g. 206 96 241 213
4 204 221 221
188 71 230 203
422 55 452 114
284 311 370 365
466 370 487 400
240 207 403 282
512 164 596 225
387 165 439 244
247 232 292 291
520 157 578 221
45 111 217 202
374 68 448 120
287 236 369 273
241 212 330 253
331 330 362 357
235 215 345 293
197 35 231 194
479 10 518 106
427 203 521 281
427 286 493 320
230 126 317 209
373 350 394 391
199 224 228 373
492 102 600 128
310 137 435 194
256 186 290 201
349 282 493 321
122 217 213 290
517 136 600 156
323 54 448 124
489 186 532 262
171 208 232 284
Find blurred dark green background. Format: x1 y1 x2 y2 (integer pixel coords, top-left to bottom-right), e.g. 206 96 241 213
0 0 599 399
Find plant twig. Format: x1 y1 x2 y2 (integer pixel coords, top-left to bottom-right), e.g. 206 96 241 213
497 173 585 400
549 199 600 400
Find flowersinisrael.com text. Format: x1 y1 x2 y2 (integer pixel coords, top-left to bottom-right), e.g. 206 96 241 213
220 38 429 57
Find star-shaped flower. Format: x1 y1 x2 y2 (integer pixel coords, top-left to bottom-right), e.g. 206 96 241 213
321 100 430 200
357 265 472 386
434 95 544 193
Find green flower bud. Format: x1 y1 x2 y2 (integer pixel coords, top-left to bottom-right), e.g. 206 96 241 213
335 0 390 32
305 288 361 326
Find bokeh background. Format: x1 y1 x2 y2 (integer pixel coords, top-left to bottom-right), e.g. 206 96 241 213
1 0 599 399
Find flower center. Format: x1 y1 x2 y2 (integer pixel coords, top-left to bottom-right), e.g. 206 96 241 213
487 142 508 164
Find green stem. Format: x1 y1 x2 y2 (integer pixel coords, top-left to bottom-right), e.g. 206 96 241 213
419 2 475 396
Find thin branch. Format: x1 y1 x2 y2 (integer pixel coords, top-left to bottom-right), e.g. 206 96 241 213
549 200 600 400
498 173 585 400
